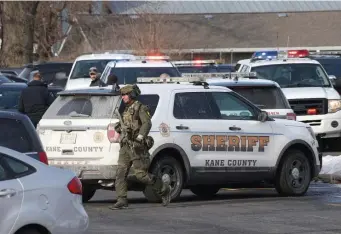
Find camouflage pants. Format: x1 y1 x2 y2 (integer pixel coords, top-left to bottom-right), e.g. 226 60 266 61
115 144 162 202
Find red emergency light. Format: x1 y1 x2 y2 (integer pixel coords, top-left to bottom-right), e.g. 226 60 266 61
307 108 317 115
287 49 310 58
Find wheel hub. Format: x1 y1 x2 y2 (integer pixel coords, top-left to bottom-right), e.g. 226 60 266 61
291 167 300 179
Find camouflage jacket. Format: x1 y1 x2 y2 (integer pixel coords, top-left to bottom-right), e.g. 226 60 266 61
119 100 152 141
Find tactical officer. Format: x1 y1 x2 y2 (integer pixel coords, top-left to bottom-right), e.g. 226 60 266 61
109 84 171 210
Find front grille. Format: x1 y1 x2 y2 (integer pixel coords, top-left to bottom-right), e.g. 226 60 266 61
301 119 321 126
288 98 327 116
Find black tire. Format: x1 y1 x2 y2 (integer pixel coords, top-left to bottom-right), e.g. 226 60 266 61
190 185 220 199
16 228 40 234
82 185 96 203
275 149 312 196
143 156 184 203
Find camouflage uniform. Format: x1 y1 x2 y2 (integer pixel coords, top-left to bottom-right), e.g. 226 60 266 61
109 84 171 210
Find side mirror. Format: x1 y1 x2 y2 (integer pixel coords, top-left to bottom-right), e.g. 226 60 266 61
258 111 268 122
55 72 67 80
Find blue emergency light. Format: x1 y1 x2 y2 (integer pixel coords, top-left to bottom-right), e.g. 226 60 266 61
251 50 278 60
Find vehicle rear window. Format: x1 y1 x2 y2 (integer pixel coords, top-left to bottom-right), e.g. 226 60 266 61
0 118 33 152
229 86 289 109
0 89 21 110
43 95 121 119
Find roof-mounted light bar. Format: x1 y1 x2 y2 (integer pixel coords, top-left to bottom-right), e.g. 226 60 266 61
181 72 257 79
136 77 205 83
134 55 170 60
173 60 217 66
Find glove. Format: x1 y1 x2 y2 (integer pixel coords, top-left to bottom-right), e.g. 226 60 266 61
114 122 121 133
133 134 145 148
136 134 144 142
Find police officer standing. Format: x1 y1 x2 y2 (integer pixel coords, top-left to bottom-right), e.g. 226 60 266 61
110 84 171 210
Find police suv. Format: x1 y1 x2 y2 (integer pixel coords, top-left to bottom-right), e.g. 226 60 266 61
236 50 341 149
37 76 321 202
181 72 296 120
99 55 182 84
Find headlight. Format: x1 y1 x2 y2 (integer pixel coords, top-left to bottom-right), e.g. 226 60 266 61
328 99 341 113
306 126 316 140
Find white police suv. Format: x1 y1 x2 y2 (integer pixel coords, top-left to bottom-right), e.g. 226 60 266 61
181 72 296 120
37 76 321 202
236 50 341 149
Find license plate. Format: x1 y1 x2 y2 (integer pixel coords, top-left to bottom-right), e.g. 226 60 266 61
60 133 77 144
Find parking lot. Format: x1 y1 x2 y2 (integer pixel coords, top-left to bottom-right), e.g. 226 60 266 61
85 182 341 234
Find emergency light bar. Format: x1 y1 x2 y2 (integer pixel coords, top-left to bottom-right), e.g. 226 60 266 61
173 60 216 66
181 72 257 79
252 50 278 60
136 77 204 83
134 55 170 60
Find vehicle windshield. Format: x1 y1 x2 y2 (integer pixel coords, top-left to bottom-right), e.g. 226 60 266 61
105 67 181 84
0 75 13 84
0 88 22 110
250 63 332 88
229 86 289 109
69 60 115 79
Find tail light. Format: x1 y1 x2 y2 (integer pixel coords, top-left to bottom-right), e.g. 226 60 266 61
38 151 49 165
107 123 120 143
67 177 82 195
286 112 296 121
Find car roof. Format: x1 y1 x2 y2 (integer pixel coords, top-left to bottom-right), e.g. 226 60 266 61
0 82 27 88
74 53 135 61
59 83 231 96
206 78 280 87
0 110 30 121
109 60 174 68
248 58 321 67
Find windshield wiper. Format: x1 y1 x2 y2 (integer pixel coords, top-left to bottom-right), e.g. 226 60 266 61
69 113 90 117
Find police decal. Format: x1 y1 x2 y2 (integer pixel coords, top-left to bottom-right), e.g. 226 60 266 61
205 159 257 167
190 135 269 152
159 123 170 137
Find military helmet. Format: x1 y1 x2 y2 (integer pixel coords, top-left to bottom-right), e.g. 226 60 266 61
120 84 141 98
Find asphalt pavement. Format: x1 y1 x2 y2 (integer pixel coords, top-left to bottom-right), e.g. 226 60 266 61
84 182 341 234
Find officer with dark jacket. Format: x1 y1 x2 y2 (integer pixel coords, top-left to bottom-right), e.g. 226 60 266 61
89 67 105 87
18 72 54 128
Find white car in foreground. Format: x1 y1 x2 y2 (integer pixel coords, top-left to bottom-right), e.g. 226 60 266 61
0 146 89 234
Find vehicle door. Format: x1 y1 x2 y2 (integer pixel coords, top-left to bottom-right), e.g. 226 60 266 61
209 91 278 169
170 89 230 168
0 154 24 234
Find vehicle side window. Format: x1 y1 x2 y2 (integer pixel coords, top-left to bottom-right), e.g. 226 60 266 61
210 92 256 120
137 95 160 117
0 153 35 178
173 92 221 119
118 94 160 117
0 118 34 153
0 159 7 181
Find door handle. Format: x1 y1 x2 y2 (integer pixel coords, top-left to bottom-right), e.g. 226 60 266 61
0 189 17 198
229 126 241 131
176 125 189 130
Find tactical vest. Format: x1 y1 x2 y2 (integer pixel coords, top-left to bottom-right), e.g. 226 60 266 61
122 101 142 139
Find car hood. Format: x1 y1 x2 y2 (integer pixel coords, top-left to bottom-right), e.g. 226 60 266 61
65 78 92 90
272 118 309 127
282 87 340 100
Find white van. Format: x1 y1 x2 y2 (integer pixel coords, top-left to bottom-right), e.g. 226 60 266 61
64 53 135 90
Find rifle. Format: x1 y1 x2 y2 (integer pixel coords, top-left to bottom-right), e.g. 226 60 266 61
114 108 135 151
